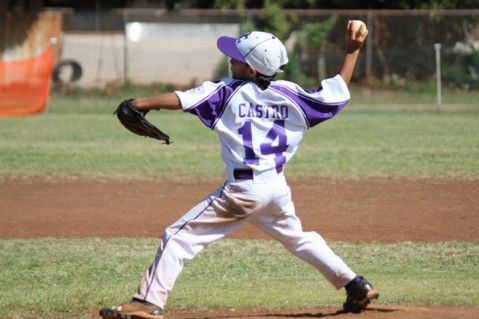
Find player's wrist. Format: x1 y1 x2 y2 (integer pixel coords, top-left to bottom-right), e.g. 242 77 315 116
345 45 361 55
130 98 151 112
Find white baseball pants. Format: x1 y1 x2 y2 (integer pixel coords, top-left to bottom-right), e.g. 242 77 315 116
134 172 356 308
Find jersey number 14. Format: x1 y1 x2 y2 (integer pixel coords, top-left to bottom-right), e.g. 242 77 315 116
238 120 288 167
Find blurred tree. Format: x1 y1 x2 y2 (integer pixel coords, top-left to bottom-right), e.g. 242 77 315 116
297 16 339 83
213 0 245 10
240 0 298 40
42 0 135 9
198 0 263 9
9 0 479 10
394 0 479 9
246 0 479 9
299 16 339 53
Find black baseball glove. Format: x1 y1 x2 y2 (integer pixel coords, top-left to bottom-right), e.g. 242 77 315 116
114 99 171 145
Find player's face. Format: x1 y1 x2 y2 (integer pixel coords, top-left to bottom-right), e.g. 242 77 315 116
230 58 256 81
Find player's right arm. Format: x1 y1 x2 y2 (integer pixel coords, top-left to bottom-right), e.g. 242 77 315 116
131 92 182 111
338 20 368 85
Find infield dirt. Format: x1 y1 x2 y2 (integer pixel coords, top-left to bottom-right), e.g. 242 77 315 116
1 177 478 318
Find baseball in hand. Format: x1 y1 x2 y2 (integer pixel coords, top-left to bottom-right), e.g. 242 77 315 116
350 20 368 37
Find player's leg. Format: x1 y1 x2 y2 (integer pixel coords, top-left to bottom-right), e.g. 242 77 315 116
100 184 255 319
133 183 257 307
247 183 378 311
249 198 356 288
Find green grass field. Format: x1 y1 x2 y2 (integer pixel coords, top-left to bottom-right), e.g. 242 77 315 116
1 88 478 179
1 239 478 319
0 88 478 318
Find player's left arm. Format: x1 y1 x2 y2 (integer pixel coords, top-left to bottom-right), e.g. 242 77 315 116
131 92 182 111
338 20 368 85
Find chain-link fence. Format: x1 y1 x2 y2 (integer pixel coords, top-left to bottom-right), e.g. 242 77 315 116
53 9 479 103
303 10 479 90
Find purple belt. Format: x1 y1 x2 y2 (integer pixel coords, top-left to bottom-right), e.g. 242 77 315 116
233 166 284 180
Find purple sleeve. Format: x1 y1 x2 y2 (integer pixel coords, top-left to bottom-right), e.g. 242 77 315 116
270 75 350 128
176 79 243 129
297 95 349 128
185 88 228 128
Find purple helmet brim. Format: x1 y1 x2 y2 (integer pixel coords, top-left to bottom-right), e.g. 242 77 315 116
217 36 246 63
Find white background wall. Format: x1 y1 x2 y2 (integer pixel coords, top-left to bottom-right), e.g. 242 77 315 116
59 23 239 87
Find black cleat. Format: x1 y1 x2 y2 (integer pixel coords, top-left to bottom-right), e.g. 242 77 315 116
343 276 379 313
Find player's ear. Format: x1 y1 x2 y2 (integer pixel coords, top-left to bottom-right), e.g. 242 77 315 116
248 66 257 77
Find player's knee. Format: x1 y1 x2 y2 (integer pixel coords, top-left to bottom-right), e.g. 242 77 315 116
281 231 325 250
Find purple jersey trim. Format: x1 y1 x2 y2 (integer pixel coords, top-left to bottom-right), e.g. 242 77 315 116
269 83 349 128
186 79 246 129
184 78 348 129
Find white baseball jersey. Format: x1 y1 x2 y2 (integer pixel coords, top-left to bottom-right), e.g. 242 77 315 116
175 75 350 179
133 75 357 309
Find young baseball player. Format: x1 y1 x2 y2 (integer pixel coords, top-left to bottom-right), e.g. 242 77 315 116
100 20 378 319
